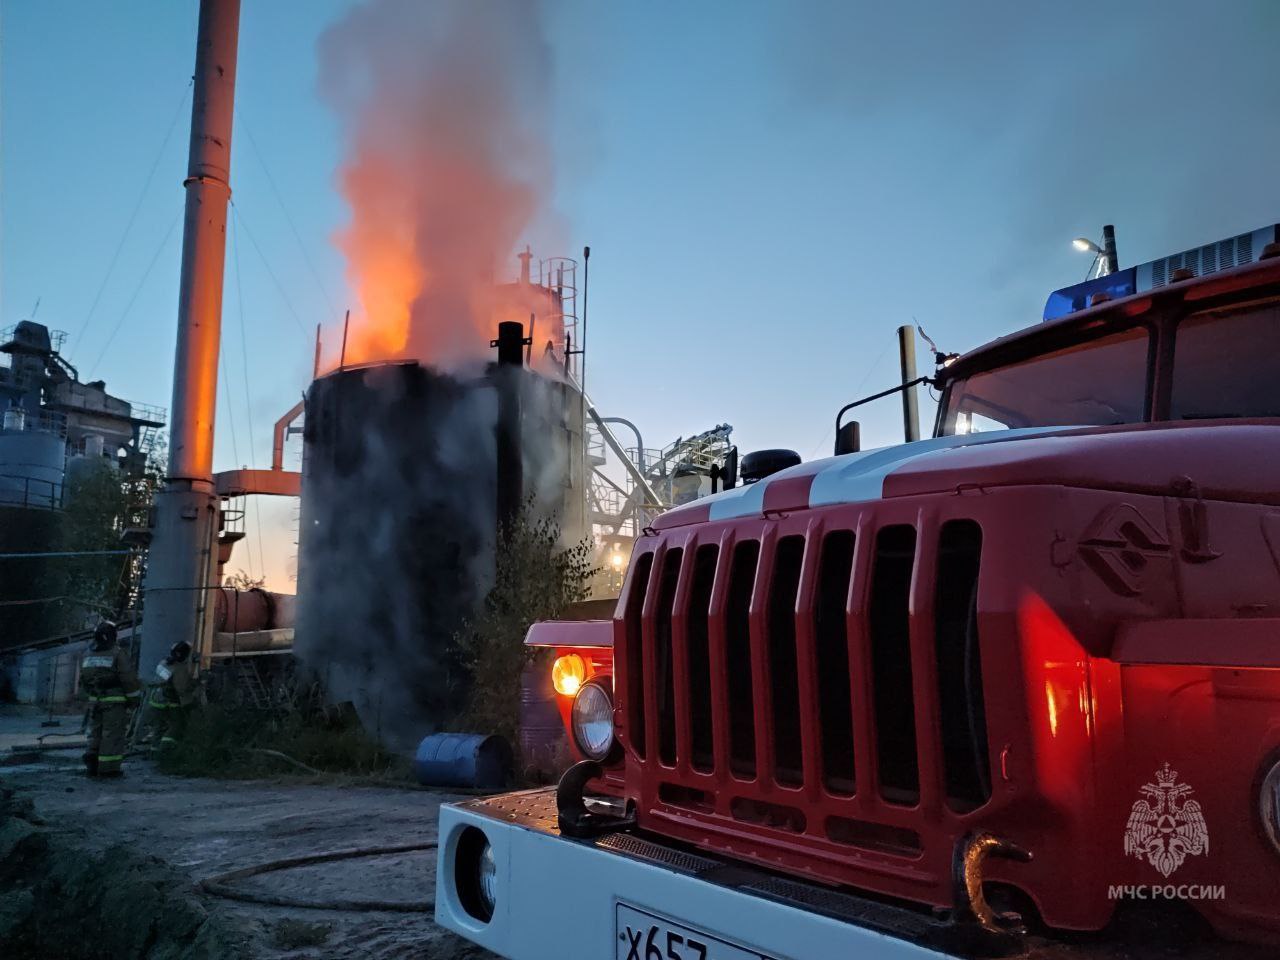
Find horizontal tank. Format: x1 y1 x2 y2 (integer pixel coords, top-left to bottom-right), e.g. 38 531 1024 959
212 587 296 633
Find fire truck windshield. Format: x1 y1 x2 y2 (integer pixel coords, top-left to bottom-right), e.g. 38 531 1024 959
939 325 1149 435
1170 300 1280 419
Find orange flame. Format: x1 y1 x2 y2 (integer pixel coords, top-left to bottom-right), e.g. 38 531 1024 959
318 0 555 373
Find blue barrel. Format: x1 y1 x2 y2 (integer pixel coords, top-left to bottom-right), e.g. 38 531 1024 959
413 733 512 789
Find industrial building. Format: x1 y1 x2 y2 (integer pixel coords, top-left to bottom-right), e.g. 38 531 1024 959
0 319 165 703
0 320 165 509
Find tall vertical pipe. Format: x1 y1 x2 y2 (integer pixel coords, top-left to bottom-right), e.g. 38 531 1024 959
168 0 239 481
1102 224 1119 276
898 324 921 443
339 309 350 369
141 0 241 674
494 320 527 538
579 246 590 541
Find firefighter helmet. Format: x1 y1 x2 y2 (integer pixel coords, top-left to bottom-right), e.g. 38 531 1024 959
92 620 118 651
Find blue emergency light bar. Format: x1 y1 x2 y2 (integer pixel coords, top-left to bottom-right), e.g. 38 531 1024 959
1043 223 1280 321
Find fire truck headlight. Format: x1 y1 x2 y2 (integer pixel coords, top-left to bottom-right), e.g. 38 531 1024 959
1261 758 1280 856
571 678 616 761
552 653 586 696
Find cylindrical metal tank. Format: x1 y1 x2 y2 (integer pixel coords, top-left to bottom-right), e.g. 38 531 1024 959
0 429 65 508
212 587 296 633
293 359 583 748
0 506 61 650
295 362 498 747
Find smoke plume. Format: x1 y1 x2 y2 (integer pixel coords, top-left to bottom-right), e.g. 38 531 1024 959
296 2 577 749
318 0 555 369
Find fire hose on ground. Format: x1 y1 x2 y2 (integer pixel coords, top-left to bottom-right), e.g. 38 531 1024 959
196 842 439 913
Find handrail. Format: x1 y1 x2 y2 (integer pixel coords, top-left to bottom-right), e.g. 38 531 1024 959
0 473 63 510
272 399 305 471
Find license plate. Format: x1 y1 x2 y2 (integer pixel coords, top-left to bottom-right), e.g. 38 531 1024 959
616 903 775 960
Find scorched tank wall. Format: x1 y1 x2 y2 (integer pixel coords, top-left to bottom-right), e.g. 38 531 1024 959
294 358 586 746
295 363 497 745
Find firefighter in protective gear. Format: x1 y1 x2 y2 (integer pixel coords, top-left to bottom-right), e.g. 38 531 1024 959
78 621 141 776
149 641 195 750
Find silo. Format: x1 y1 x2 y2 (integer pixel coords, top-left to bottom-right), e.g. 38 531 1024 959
0 420 65 651
0 423 65 509
294 356 584 747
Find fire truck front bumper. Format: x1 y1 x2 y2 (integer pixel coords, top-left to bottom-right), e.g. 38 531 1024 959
434 788 953 960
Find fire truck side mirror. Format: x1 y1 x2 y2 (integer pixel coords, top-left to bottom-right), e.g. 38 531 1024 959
835 420 862 456
722 446 739 490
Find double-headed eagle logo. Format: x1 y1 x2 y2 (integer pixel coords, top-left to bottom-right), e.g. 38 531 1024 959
1124 763 1209 878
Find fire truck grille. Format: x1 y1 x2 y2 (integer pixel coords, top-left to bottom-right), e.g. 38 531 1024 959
934 520 991 808
726 540 759 778
869 525 920 803
622 515 993 859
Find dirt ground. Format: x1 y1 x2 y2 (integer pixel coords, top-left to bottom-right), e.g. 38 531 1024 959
0 709 496 960
2 710 1271 960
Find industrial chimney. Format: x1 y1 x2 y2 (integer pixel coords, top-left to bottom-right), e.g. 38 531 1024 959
140 0 240 672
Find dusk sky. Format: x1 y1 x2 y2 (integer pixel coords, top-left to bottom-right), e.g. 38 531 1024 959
3 0 1278 589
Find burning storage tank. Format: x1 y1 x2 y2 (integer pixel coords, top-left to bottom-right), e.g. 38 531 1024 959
294 308 587 747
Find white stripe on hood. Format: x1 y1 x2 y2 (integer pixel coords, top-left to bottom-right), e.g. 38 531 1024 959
707 428 1068 521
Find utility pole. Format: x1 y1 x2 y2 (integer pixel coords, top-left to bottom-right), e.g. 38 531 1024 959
140 0 241 673
898 325 921 443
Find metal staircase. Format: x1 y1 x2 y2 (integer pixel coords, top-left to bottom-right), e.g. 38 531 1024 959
233 658 272 710
587 423 733 538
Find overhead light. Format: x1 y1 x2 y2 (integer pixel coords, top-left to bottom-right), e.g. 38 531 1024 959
1073 237 1103 254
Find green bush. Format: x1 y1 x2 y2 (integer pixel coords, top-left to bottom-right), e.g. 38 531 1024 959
154 701 406 780
455 507 594 745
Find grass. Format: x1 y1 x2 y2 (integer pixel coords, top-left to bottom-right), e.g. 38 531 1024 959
154 701 409 781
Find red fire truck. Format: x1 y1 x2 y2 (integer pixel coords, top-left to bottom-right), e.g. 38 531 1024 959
436 224 1280 959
